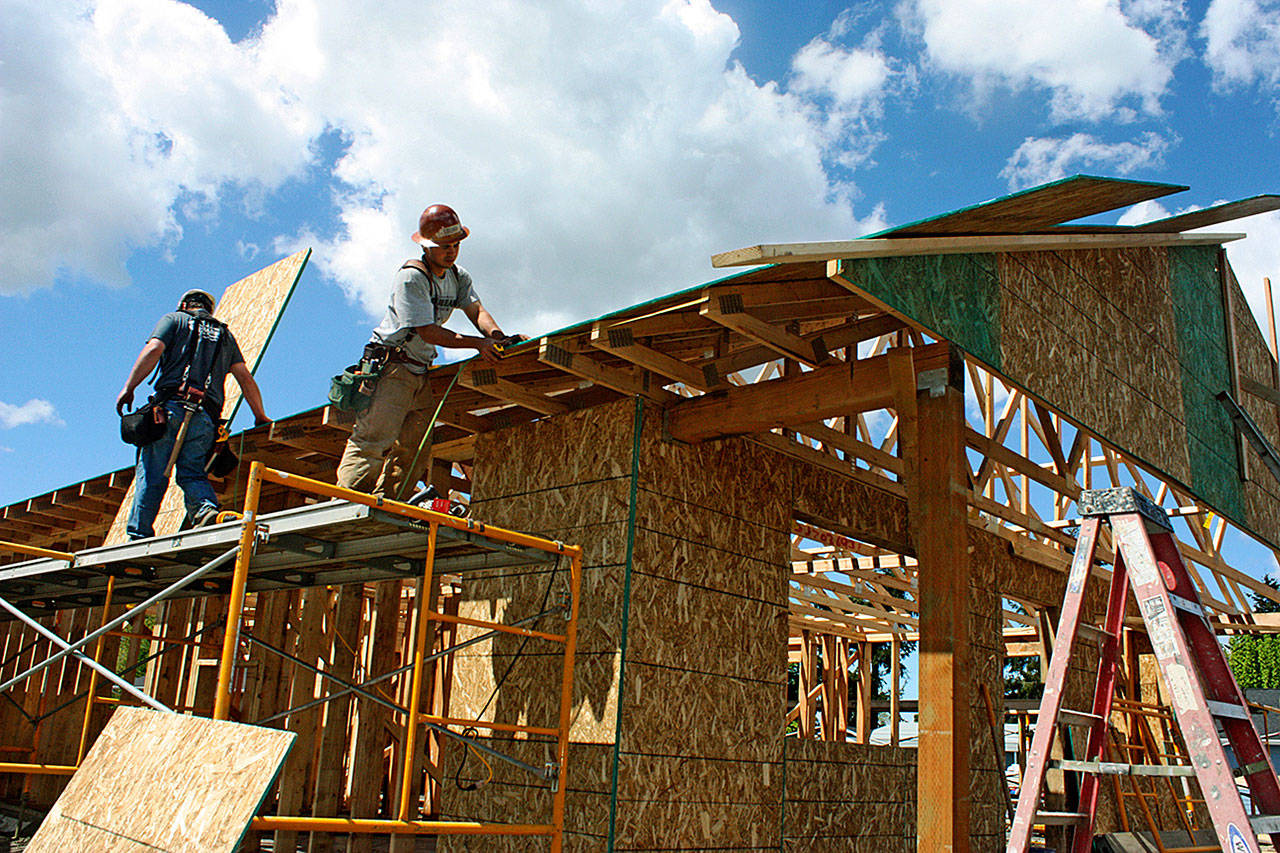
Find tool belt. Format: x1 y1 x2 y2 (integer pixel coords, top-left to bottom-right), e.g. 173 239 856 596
120 397 168 447
329 343 393 412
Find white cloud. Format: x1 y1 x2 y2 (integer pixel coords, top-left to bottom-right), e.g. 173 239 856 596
1000 132 1171 189
1201 0 1280 93
4 0 893 337
0 0 321 295
262 0 887 329
0 399 64 429
904 0 1186 122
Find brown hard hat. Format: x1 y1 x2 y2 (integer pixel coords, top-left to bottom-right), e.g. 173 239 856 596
412 204 469 247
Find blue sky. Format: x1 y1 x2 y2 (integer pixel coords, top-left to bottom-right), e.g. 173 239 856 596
2 0 1280 515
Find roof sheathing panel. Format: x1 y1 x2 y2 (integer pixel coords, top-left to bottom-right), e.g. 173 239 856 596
871 174 1187 237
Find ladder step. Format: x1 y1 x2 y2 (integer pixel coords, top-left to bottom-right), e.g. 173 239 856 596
1251 814 1280 835
1235 760 1271 778
1058 708 1105 727
1168 592 1205 617
1077 622 1117 642
1053 759 1196 777
1206 699 1250 720
1036 811 1089 826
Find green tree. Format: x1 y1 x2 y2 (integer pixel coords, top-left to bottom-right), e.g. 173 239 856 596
1227 574 1280 689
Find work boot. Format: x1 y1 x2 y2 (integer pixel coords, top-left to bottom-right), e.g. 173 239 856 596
192 505 222 528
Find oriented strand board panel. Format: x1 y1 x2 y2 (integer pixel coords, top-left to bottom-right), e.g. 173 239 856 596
27 706 295 852
872 174 1186 237
834 245 1280 548
104 249 310 544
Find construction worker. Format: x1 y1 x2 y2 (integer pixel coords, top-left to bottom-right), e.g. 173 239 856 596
116 289 270 539
335 204 520 498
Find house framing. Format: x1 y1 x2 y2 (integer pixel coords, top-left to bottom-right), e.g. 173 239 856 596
2 175 1280 851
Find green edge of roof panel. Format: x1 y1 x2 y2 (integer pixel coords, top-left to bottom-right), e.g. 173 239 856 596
865 174 1189 238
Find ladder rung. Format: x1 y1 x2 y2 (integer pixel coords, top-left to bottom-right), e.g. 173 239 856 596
1251 814 1280 835
1077 622 1117 642
1235 760 1271 778
1052 759 1196 777
1058 708 1105 727
1206 699 1250 720
1036 811 1089 826
1168 592 1205 617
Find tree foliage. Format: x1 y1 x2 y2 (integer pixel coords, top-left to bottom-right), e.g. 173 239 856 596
1227 574 1280 689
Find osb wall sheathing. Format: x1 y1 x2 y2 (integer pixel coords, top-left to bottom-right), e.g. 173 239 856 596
449 396 1027 850
838 246 1280 549
782 740 915 852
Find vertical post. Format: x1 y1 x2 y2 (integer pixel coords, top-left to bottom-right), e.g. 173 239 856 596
214 460 263 721
799 630 815 739
77 576 115 763
397 522 439 821
891 635 901 747
550 548 584 853
908 345 971 853
856 641 871 743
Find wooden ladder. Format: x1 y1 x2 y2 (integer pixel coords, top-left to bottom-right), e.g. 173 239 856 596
1007 486 1280 853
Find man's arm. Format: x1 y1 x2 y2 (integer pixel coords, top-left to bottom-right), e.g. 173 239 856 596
116 339 165 414
229 362 271 425
413 315 502 362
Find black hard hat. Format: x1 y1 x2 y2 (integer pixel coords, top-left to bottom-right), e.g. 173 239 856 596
179 289 215 312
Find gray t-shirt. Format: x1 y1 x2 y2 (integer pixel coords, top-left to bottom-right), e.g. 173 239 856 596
149 310 245 417
370 263 479 373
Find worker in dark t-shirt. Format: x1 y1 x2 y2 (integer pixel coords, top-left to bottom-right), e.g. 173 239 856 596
116 289 270 539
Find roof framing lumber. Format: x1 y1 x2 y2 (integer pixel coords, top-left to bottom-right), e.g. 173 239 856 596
710 231 1243 268
700 287 829 367
457 363 571 416
665 345 942 443
537 339 676 403
589 321 718 392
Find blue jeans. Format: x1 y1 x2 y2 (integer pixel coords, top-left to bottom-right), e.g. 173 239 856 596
126 400 219 539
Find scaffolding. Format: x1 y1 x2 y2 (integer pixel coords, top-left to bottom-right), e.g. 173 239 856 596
0 462 584 848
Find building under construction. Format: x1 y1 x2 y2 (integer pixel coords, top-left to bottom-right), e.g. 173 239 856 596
2 175 1280 851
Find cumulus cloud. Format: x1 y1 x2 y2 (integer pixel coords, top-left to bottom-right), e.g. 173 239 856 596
787 25 897 169
1000 132 1172 189
4 0 892 335
0 0 322 295
1201 0 1280 94
262 0 886 328
0 399 64 429
904 0 1187 122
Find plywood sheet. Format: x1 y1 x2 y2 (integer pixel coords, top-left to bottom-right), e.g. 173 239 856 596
104 249 310 544
873 175 1185 237
28 706 294 853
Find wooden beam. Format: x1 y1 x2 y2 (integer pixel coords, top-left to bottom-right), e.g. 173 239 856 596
666 342 950 443
911 344 972 852
457 363 571 417
711 231 1245 267
537 339 675 403
589 321 717 391
700 288 829 367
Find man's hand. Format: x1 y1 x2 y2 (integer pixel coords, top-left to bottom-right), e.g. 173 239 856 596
254 415 272 427
116 387 134 415
476 337 501 363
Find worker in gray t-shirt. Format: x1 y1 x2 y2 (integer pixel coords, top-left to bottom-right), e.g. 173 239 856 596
335 204 520 499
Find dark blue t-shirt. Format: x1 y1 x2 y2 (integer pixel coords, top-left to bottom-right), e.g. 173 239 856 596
148 311 245 417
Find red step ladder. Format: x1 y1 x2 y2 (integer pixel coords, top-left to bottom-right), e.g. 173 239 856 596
1007 486 1280 853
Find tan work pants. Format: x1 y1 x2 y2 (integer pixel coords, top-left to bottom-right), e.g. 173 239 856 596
335 362 435 498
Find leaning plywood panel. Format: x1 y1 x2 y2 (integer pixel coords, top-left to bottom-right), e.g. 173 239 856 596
27 706 295 853
103 249 310 544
